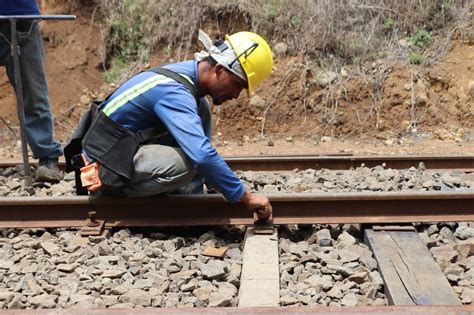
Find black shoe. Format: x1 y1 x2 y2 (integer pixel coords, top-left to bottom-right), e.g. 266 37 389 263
36 158 62 182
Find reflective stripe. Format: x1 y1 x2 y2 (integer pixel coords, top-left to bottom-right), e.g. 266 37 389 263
103 73 194 116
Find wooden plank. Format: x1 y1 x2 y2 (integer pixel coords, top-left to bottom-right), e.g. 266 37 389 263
365 229 461 305
238 227 280 307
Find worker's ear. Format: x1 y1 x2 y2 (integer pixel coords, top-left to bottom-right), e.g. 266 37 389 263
215 64 225 75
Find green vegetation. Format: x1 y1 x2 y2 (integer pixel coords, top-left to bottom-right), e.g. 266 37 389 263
409 29 433 48
104 57 128 84
408 52 425 65
383 17 395 30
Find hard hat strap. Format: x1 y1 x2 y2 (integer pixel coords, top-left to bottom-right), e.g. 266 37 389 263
228 42 259 69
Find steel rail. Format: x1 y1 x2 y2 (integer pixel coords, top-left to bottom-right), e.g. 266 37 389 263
1 154 473 172
1 305 472 314
0 191 472 228
224 155 474 171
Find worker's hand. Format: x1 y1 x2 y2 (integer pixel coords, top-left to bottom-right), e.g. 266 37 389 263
240 189 272 220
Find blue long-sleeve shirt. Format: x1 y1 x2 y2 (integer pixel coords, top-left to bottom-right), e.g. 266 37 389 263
99 61 246 203
0 0 40 15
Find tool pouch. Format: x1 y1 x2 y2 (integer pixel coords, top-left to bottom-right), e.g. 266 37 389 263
79 155 102 192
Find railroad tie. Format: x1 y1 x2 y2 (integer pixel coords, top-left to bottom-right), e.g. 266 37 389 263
238 227 280 307
365 228 462 305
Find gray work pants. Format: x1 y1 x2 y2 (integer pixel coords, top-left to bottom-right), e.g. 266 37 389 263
123 97 212 197
0 21 62 159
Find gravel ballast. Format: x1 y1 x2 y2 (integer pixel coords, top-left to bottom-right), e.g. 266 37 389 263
278 224 387 306
1 164 473 197
416 222 474 304
0 227 243 309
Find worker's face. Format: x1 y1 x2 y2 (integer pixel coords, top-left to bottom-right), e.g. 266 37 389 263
209 64 247 105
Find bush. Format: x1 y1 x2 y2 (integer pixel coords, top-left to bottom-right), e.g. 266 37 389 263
383 17 395 30
408 52 425 64
409 29 433 48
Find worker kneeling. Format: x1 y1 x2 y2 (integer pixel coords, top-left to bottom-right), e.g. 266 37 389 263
65 30 273 219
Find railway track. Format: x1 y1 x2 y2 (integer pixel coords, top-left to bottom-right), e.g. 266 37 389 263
0 191 473 228
1 154 473 313
0 154 473 172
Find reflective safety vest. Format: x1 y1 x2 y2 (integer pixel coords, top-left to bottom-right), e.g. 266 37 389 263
64 67 200 194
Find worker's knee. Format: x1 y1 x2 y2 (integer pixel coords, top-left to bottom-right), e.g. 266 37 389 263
132 144 195 181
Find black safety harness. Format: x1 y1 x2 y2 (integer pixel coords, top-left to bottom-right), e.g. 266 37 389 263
64 67 200 195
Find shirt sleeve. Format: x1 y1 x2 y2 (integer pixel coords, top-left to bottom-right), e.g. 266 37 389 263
153 84 246 203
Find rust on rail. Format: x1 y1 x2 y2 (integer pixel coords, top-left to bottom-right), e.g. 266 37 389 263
0 191 473 228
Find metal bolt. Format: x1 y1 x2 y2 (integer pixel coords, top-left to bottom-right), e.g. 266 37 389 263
86 211 100 227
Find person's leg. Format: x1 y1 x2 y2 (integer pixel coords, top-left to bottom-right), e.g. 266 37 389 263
4 21 62 182
5 21 62 160
124 144 196 197
0 22 11 65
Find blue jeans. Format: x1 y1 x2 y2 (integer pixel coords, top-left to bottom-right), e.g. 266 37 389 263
0 20 62 159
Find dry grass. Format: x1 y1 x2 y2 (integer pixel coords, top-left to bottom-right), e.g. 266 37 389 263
96 1 468 58
49 0 470 74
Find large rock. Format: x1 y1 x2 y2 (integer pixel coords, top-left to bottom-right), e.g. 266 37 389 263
119 289 151 307
341 292 358 306
337 232 357 246
218 282 237 296
249 95 266 109
98 242 114 255
316 229 332 246
348 272 368 284
169 270 197 282
102 269 125 279
201 260 228 280
430 245 457 262
315 71 338 88
455 226 474 240
40 242 59 256
110 285 129 295
303 275 325 292
360 282 380 299
193 287 214 303
0 292 15 303
327 285 343 299
280 294 298 306
69 294 94 305
29 294 57 308
439 227 457 243
208 291 232 307
338 249 360 262
369 271 384 285
57 264 76 273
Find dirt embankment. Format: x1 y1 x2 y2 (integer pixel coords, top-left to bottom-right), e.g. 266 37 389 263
0 4 472 148
214 41 473 142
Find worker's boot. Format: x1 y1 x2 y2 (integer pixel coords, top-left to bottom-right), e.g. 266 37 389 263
36 157 62 182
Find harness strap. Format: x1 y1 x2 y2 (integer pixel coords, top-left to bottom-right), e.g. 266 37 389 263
135 128 168 144
148 67 200 105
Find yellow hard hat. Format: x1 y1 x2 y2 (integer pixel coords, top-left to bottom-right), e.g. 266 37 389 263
225 31 273 96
